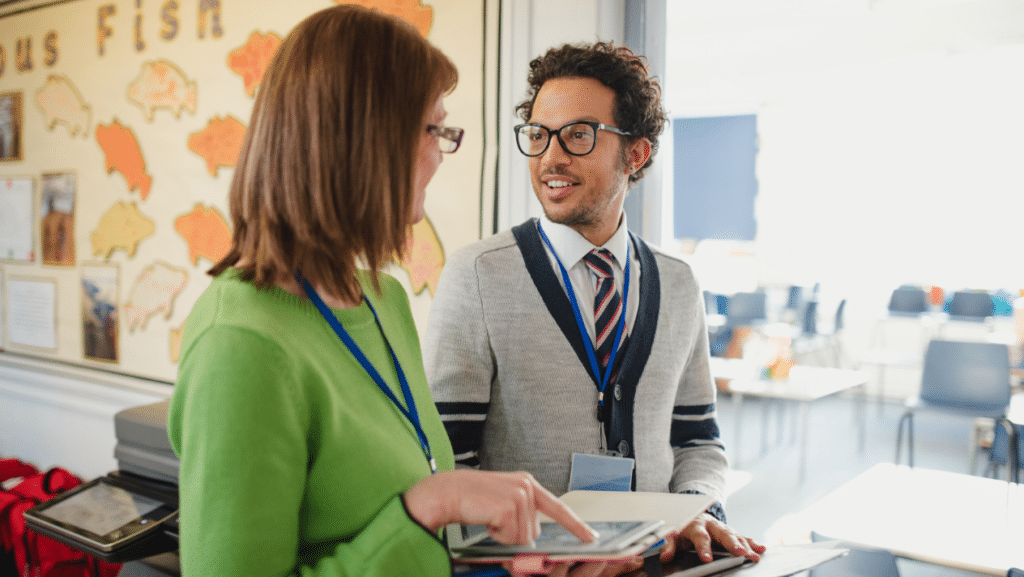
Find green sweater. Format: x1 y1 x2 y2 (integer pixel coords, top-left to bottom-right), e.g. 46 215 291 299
168 269 455 576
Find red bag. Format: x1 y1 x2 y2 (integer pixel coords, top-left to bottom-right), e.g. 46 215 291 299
0 459 121 577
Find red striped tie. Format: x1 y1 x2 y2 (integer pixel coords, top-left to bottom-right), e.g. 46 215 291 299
582 249 622 374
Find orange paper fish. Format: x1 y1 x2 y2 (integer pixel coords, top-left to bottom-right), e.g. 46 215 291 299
337 0 432 36
174 203 232 265
128 60 198 121
96 120 153 199
228 31 282 97
187 115 246 177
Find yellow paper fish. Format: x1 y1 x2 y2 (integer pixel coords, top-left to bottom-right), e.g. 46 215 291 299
128 60 198 121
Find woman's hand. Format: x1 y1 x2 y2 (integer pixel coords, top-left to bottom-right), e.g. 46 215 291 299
404 469 598 545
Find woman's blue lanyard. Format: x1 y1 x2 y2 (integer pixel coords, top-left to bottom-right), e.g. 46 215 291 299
536 222 630 412
295 271 436 474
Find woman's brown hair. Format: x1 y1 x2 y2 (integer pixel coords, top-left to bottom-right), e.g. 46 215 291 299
211 4 458 303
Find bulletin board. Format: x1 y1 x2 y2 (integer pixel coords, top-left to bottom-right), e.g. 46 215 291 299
0 0 499 383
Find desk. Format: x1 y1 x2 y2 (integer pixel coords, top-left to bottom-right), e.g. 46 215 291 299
791 463 1024 575
710 358 869 481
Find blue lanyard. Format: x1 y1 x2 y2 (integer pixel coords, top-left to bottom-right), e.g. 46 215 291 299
296 271 436 474
536 222 630 407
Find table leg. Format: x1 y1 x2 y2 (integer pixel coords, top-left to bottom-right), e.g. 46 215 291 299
858 383 867 454
799 401 810 483
761 399 771 455
777 400 787 445
732 392 744 467
877 363 886 416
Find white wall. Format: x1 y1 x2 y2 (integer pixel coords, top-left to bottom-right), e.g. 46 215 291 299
0 353 169 479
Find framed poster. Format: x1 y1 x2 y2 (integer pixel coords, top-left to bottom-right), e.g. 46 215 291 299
0 92 23 162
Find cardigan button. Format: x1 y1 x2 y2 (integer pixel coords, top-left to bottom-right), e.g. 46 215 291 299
613 384 622 401
617 440 630 457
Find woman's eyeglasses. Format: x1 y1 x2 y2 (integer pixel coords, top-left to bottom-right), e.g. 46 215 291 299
427 124 465 154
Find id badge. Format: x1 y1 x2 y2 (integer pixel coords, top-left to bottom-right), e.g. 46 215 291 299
568 452 634 492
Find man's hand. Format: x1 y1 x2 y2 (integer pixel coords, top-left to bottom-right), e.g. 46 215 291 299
659 513 765 564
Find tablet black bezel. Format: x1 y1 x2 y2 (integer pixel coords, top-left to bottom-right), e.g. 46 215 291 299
24 475 178 552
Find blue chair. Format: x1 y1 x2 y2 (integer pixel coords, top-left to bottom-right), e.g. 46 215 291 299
895 340 1011 468
1007 568 1023 577
808 531 900 577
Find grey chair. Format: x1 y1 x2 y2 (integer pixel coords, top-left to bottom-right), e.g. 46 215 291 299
987 417 1022 483
895 339 1011 468
947 290 994 322
888 287 928 316
725 291 766 327
808 531 900 577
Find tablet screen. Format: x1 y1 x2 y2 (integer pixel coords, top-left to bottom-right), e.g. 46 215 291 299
451 520 663 555
41 481 163 537
471 521 646 549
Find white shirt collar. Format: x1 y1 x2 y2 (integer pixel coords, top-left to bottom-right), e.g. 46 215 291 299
538 212 631 270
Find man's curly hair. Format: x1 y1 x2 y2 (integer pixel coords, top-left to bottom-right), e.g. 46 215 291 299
515 41 667 186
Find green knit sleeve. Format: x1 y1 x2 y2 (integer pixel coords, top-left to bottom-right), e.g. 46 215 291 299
169 325 451 577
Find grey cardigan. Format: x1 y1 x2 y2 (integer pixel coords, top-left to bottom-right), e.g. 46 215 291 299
424 219 728 516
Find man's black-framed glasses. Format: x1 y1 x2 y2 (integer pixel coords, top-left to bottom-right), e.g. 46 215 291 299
427 124 465 153
513 121 631 157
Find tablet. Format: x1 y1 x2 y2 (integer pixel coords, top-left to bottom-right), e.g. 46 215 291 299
447 519 664 556
23 475 178 553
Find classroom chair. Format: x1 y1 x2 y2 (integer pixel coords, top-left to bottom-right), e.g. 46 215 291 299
895 339 1011 469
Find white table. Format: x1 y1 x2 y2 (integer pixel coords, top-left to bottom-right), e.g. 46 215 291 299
792 463 1024 575
710 358 869 481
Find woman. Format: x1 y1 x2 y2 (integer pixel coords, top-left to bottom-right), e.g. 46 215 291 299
167 6 595 576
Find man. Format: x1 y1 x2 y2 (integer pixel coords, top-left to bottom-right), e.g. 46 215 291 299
424 42 763 567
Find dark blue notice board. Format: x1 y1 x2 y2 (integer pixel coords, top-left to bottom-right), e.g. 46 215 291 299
673 115 758 241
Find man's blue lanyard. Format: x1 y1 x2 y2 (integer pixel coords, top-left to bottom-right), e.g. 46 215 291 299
536 222 630 409
296 271 437 474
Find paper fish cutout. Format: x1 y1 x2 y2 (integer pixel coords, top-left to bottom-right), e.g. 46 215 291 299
228 31 282 97
128 60 198 121
96 120 153 199
169 322 185 363
337 0 432 36
35 75 91 137
124 261 188 332
91 201 156 259
174 203 231 265
397 217 445 296
188 115 246 177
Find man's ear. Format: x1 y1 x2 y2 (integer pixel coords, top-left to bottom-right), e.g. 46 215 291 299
628 138 652 173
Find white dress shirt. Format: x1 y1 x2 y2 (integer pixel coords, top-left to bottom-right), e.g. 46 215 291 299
537 213 642 346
